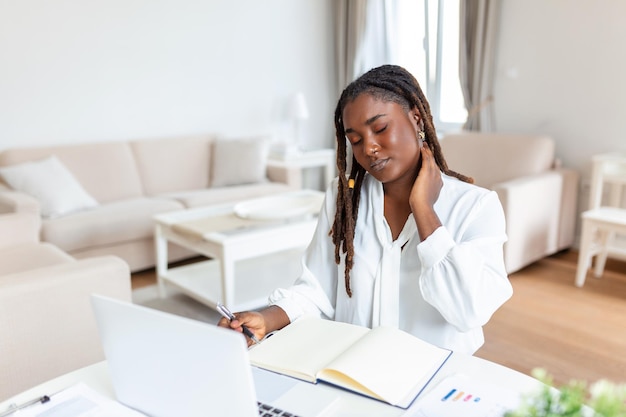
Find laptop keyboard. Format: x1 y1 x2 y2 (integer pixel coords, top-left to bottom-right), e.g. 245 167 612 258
257 401 301 417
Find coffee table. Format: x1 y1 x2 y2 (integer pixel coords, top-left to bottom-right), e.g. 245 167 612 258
153 190 324 312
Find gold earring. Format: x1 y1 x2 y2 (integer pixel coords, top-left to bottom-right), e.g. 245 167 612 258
418 131 425 140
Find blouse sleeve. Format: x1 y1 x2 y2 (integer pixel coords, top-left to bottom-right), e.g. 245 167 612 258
268 182 339 322
417 190 513 332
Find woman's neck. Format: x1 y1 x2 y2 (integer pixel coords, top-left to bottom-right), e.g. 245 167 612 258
382 170 417 203
382 178 415 240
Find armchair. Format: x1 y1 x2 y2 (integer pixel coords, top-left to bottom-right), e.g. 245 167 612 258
0 212 132 401
440 132 579 273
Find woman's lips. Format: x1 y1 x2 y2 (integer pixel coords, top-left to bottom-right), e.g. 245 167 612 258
370 158 389 172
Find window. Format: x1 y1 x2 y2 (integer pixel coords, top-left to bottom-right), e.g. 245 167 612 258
395 0 467 133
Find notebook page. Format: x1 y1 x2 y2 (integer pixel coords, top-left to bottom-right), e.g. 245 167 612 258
319 326 451 407
249 318 369 382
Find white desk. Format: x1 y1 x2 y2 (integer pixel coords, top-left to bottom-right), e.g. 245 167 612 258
0 355 541 417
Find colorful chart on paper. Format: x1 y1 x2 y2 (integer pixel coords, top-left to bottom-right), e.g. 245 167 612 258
403 373 522 417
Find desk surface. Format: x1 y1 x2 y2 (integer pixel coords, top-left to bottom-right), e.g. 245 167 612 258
1 354 541 417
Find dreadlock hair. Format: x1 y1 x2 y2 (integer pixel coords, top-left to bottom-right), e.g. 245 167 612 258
331 64 473 297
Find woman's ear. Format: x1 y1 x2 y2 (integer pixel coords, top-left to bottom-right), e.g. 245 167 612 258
410 108 423 131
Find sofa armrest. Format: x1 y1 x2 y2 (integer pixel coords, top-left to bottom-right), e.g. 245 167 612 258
0 189 41 215
0 255 131 400
554 167 580 250
266 164 301 188
491 171 564 273
0 212 41 248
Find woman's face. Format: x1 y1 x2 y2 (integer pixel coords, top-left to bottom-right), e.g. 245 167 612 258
342 93 422 185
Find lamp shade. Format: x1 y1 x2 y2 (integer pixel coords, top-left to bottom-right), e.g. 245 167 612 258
289 92 309 120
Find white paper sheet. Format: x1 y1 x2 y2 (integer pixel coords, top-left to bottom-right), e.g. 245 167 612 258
402 373 521 417
5 383 145 417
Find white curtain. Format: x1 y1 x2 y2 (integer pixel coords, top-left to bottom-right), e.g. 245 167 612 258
335 0 399 92
354 1 399 79
335 0 368 93
459 0 501 131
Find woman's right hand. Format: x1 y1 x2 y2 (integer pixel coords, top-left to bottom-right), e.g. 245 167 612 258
217 305 290 347
217 310 267 347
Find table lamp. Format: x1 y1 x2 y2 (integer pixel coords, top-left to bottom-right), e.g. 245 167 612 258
288 92 309 153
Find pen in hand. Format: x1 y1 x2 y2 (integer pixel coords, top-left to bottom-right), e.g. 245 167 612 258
216 303 260 344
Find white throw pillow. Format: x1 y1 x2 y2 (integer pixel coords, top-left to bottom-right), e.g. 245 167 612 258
211 137 270 187
0 155 99 218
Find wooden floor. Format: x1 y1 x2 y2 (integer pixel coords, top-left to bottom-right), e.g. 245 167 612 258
476 250 626 386
132 250 626 386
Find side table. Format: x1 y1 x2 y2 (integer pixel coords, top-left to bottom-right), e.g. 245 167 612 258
267 148 335 189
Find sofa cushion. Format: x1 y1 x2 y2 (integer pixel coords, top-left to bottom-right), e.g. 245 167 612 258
41 197 184 253
131 136 213 195
160 182 295 208
210 137 270 187
0 242 74 276
0 142 144 204
440 132 556 188
0 156 99 218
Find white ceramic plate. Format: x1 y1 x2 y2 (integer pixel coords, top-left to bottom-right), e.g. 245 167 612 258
234 191 324 220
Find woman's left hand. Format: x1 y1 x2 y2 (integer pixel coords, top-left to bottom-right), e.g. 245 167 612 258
410 143 443 210
410 144 443 239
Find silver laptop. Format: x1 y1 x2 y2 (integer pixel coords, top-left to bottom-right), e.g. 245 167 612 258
91 294 339 417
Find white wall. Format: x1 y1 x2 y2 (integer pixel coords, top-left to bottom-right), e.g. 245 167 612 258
5 1 624 214
0 0 336 151
494 0 626 190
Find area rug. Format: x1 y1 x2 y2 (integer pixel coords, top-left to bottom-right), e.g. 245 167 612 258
132 284 222 325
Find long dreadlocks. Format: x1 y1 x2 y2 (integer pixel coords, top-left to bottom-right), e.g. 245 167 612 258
331 64 473 297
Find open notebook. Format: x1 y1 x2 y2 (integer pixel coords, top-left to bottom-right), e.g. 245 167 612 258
249 317 452 409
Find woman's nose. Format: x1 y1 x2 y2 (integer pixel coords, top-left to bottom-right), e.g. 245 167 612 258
365 144 380 157
363 137 380 157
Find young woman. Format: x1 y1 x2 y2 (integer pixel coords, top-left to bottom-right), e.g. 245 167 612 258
219 65 512 354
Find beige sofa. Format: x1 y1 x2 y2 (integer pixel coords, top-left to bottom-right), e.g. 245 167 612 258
440 132 579 273
0 212 131 400
0 135 298 272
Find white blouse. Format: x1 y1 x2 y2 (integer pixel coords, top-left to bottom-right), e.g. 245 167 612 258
269 173 513 354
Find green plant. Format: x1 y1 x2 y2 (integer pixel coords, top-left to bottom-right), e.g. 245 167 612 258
505 369 626 417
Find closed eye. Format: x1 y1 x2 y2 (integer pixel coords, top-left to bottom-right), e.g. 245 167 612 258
375 125 387 134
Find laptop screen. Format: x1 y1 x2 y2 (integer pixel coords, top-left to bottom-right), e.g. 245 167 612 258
90 294 339 417
91 294 259 417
